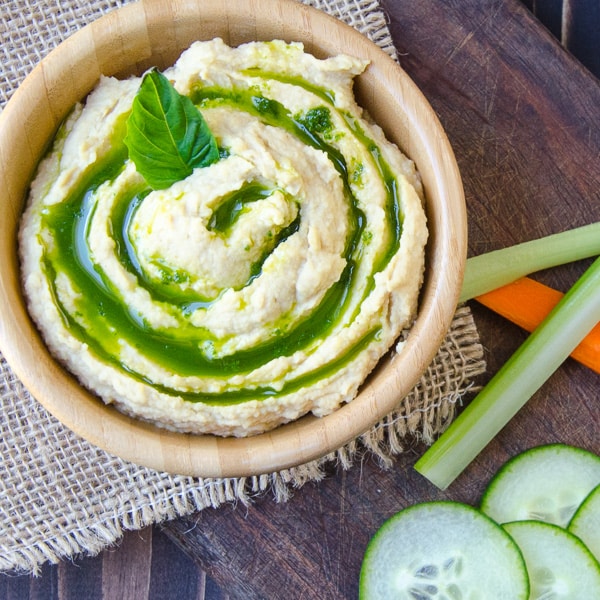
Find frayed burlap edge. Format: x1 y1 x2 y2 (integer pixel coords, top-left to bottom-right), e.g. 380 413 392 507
1 307 485 576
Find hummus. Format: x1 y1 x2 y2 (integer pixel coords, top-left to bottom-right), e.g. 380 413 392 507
19 39 428 437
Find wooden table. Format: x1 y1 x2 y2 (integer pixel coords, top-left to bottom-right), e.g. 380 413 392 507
2 0 599 597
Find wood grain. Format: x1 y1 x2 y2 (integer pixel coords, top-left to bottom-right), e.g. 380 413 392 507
0 528 214 600
524 0 600 78
0 0 599 598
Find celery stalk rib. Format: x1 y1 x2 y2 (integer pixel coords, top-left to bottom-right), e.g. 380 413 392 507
415 255 600 490
461 222 600 302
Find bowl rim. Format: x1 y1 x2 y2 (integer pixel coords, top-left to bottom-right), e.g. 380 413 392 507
0 0 466 478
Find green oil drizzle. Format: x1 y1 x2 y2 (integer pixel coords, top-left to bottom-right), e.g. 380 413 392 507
208 182 274 232
208 181 302 284
38 75 407 404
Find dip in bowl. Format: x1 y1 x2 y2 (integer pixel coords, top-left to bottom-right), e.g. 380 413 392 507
0 0 466 477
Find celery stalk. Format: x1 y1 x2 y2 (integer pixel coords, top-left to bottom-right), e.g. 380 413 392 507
415 255 600 490
461 222 600 302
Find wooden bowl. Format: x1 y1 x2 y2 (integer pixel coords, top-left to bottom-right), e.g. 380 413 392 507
0 0 466 477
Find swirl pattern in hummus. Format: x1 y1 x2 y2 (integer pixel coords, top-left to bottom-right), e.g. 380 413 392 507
19 39 428 437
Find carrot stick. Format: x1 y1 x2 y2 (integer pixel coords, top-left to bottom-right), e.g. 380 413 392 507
475 277 600 374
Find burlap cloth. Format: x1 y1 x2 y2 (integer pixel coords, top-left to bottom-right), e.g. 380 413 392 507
0 0 487 575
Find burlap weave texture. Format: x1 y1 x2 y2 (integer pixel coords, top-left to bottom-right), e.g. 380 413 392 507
0 0 486 575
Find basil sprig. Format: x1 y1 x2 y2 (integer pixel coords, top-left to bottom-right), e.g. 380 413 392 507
124 69 219 190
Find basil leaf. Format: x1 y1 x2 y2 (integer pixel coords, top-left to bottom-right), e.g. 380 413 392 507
124 68 219 190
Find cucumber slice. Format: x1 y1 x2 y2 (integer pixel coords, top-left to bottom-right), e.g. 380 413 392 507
504 520 600 599
568 483 600 562
359 501 529 600
481 444 600 526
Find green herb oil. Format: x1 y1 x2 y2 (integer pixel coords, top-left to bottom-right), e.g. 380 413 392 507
39 80 405 404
